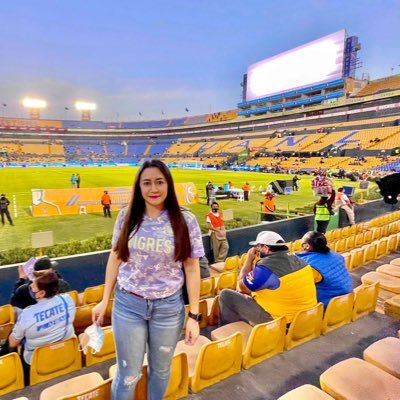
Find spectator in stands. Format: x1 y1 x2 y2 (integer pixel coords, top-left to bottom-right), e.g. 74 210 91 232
206 181 214 206
261 193 276 221
92 159 204 400
335 187 355 226
101 190 112 217
296 231 352 308
8 270 76 382
0 193 13 226
11 256 71 310
76 174 81 188
313 190 335 234
242 182 251 201
70 173 77 188
219 231 317 326
206 201 229 263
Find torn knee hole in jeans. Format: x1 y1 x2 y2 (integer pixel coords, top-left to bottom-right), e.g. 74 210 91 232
123 374 141 387
159 345 173 353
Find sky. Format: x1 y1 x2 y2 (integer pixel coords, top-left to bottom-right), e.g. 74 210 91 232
0 0 399 121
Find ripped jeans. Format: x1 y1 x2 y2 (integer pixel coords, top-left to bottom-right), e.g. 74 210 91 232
112 287 185 400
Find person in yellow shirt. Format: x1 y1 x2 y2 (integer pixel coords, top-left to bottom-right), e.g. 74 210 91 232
219 231 317 326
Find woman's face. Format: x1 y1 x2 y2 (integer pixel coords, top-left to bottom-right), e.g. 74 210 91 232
140 167 168 209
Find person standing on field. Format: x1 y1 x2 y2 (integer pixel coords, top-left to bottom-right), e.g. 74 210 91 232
101 190 112 218
206 201 229 262
0 193 13 226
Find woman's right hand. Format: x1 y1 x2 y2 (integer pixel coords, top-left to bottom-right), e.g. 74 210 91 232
92 300 107 325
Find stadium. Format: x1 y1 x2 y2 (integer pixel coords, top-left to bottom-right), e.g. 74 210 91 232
1 20 400 400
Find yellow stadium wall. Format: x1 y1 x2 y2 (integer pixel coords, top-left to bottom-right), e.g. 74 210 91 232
206 110 237 123
0 117 62 128
31 183 199 217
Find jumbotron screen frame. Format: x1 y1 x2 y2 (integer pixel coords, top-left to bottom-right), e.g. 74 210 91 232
246 30 346 102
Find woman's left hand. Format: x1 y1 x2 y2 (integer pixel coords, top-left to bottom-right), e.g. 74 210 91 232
184 317 200 345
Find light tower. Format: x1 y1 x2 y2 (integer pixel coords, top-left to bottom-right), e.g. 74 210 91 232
75 101 97 121
22 98 47 119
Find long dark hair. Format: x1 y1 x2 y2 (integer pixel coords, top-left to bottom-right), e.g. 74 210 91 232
303 231 330 254
114 160 191 262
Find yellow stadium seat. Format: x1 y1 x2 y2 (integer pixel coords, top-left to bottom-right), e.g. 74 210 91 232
66 291 79 306
0 322 14 341
0 353 24 396
352 282 379 321
206 296 219 326
240 253 247 266
354 232 365 247
211 321 252 351
372 227 383 241
376 264 400 278
73 303 96 334
384 294 400 319
79 326 115 366
363 230 373 244
324 231 333 242
340 226 351 238
375 238 389 258
331 229 341 241
82 284 104 305
361 271 400 293
349 248 364 270
292 239 302 252
40 372 104 400
285 303 323 350
165 352 189 400
345 235 355 250
242 317 286 369
224 255 240 271
200 277 215 299
57 378 113 400
387 235 399 253
362 242 378 263
190 332 242 393
341 252 351 270
349 224 358 235
320 358 400 400
0 304 14 325
322 293 354 335
363 337 400 378
391 258 400 267
215 271 238 294
333 238 347 253
277 384 334 400
30 337 82 385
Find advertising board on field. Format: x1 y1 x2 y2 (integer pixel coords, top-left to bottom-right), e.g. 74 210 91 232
31 183 199 217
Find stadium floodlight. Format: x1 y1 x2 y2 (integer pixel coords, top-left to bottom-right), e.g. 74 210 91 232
22 97 47 119
75 101 97 121
22 98 47 109
75 101 97 111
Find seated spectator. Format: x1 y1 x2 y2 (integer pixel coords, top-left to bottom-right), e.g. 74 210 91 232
11 257 71 310
8 270 76 381
296 231 353 308
219 231 317 326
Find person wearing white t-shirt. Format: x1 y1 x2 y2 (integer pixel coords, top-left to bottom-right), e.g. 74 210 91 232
336 187 355 226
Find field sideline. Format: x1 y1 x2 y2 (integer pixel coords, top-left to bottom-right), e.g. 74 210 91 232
0 166 365 251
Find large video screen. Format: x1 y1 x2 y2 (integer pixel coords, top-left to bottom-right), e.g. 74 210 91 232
246 30 345 102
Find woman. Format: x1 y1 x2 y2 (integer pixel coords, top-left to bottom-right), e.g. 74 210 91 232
296 231 352 308
313 190 335 234
92 160 204 400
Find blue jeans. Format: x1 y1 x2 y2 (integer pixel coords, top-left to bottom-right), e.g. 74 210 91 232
112 287 185 400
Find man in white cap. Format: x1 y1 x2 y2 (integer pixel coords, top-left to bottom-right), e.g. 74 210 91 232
219 231 317 326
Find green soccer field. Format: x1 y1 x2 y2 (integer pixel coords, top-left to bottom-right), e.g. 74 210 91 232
0 166 366 251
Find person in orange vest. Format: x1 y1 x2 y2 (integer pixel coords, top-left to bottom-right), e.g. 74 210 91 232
206 201 229 262
261 193 276 221
101 190 112 218
242 182 251 201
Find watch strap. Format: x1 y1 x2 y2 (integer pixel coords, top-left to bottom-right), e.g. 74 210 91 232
188 311 202 322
